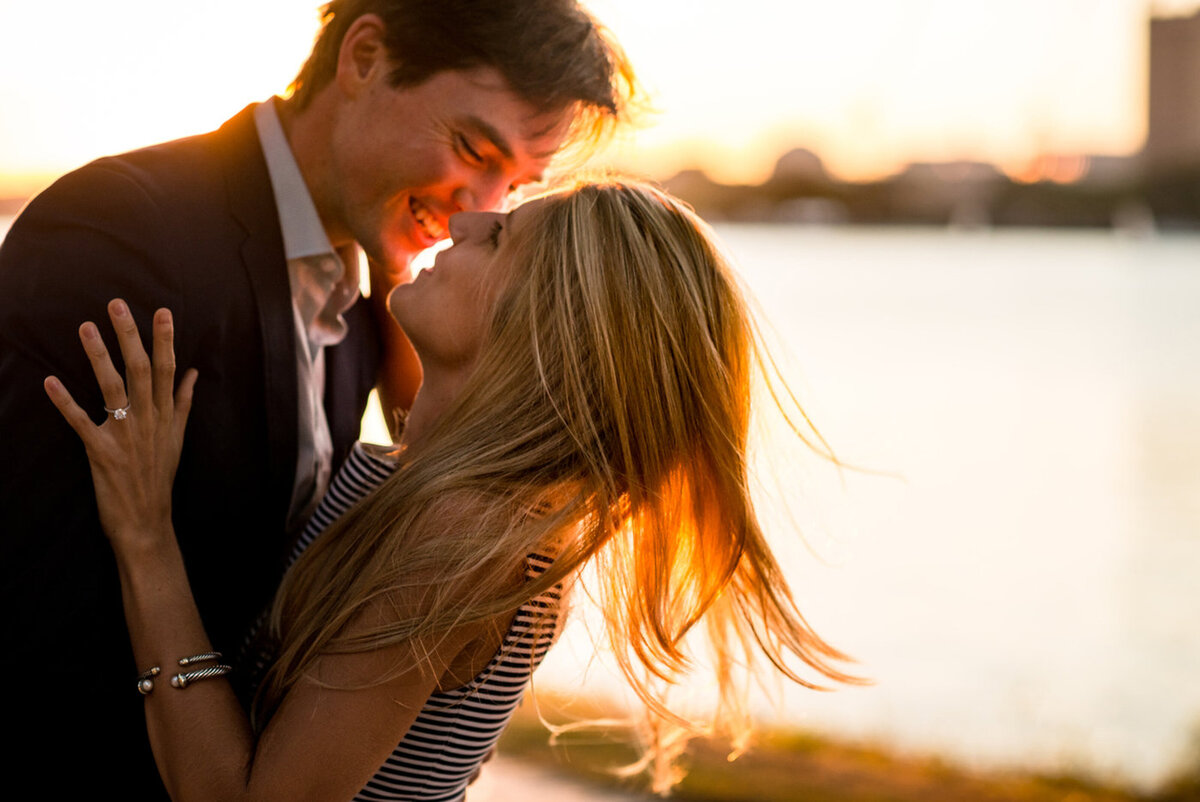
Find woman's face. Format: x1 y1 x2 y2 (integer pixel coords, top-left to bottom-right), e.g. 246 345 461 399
388 197 545 371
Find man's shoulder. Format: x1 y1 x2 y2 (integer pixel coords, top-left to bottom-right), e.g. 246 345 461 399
0 103 276 317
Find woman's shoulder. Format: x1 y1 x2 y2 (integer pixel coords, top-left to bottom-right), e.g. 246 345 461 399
348 440 402 475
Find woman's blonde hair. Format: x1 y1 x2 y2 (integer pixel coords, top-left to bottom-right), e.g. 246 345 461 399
256 178 859 791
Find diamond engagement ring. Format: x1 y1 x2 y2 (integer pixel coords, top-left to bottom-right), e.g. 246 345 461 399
104 404 131 421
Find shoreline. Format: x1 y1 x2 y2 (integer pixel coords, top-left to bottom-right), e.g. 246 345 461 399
497 702 1200 802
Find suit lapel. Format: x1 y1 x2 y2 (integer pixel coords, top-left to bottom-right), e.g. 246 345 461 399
219 104 299 530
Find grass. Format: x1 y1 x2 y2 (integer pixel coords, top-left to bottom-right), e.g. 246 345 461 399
496 697 1200 802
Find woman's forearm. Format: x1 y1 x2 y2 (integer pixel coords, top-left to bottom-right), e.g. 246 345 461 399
115 532 257 801
113 530 466 802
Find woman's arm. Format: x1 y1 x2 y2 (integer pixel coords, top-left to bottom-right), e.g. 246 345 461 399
44 300 482 801
119 541 480 801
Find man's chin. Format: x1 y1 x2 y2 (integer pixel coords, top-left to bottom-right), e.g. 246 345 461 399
373 235 426 275
394 218 443 254
408 227 445 253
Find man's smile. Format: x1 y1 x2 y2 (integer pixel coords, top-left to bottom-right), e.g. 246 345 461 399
409 197 448 243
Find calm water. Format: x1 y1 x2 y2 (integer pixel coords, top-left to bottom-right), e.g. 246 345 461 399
542 224 1200 791
5 216 1199 789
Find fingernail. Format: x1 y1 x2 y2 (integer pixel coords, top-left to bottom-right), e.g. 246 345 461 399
113 299 129 317
45 376 60 390
81 322 98 339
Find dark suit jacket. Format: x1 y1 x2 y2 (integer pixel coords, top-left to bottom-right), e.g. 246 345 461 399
0 104 380 797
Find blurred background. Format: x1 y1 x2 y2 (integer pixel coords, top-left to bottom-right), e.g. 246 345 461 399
3 1 1199 798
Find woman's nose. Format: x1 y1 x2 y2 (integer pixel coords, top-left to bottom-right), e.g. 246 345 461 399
447 211 492 243
448 212 468 242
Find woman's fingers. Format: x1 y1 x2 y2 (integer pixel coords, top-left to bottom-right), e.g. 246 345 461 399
79 321 129 414
58 301 188 438
173 368 199 443
43 375 97 443
108 299 153 415
151 308 177 413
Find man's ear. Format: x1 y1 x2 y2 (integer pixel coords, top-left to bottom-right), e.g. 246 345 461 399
334 13 389 97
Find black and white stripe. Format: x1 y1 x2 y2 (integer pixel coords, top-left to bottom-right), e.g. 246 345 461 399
247 442 564 801
287 441 398 566
356 551 560 801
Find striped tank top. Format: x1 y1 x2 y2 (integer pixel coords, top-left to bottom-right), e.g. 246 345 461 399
247 442 564 801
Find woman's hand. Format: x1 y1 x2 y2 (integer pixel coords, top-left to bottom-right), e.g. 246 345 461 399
43 298 197 552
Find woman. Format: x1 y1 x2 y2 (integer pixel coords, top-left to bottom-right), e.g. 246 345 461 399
45 179 858 800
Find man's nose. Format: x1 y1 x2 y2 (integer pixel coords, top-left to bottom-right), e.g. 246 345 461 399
452 174 511 213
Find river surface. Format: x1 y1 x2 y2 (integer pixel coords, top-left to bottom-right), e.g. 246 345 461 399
537 224 1200 792
5 216 1198 790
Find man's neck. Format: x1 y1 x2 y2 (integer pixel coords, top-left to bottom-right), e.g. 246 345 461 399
273 96 352 249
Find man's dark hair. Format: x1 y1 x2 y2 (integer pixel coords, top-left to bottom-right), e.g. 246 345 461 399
289 0 635 147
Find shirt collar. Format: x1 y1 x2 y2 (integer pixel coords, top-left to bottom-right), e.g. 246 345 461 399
254 98 337 262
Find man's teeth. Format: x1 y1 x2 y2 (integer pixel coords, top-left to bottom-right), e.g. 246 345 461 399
410 200 447 240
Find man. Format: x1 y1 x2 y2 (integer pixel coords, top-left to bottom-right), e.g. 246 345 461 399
0 0 632 795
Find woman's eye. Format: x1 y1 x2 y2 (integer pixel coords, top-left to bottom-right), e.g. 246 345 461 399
487 221 503 248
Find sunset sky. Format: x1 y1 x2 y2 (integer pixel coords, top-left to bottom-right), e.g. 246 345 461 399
2 0 1199 198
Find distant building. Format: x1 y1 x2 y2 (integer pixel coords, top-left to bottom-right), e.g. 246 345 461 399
887 161 1004 226
1078 155 1140 188
770 148 829 184
1145 10 1200 172
895 161 1003 186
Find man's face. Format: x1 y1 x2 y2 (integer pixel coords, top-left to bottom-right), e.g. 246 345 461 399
325 65 570 271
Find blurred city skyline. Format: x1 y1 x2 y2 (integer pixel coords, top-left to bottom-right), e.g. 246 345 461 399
2 0 1200 200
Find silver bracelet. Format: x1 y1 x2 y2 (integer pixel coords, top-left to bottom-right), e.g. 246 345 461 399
136 651 228 695
170 663 233 689
136 666 161 696
178 651 223 667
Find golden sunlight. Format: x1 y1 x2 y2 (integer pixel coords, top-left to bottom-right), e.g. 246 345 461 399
0 2 319 196
1 0 1192 196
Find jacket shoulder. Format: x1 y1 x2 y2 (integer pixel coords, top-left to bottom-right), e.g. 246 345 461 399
0 107 269 345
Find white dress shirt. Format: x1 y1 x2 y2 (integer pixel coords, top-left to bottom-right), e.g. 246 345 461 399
254 98 361 534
